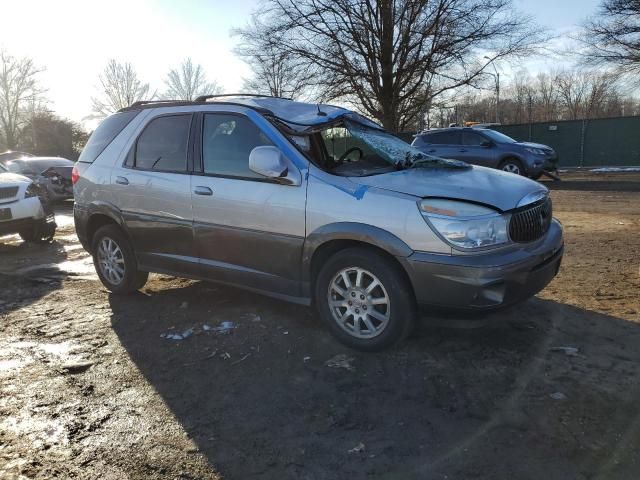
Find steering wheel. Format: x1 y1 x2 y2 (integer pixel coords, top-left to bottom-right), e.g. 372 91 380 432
338 146 364 163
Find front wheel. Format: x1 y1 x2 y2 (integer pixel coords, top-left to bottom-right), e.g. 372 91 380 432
499 158 526 176
19 215 56 243
92 224 148 294
314 248 416 351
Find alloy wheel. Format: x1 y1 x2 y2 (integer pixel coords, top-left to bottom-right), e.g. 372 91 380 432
97 237 126 285
502 163 521 175
327 267 390 339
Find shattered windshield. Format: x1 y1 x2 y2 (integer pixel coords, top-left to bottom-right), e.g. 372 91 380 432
321 120 469 177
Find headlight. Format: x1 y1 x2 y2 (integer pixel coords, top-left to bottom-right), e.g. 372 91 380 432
24 183 40 198
525 147 546 155
419 199 509 249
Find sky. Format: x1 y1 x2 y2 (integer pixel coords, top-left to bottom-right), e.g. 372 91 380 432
0 0 601 127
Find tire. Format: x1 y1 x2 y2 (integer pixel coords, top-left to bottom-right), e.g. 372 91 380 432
92 224 148 294
314 247 416 351
499 158 526 176
19 216 57 243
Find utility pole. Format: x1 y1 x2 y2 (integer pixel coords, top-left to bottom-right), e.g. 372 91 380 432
495 71 500 124
484 56 500 123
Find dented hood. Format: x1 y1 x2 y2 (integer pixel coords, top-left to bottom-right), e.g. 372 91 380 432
351 165 547 212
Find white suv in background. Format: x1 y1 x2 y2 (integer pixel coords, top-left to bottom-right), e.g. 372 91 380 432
0 163 56 242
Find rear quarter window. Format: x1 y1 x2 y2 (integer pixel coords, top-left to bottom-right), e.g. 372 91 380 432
412 135 427 146
78 111 139 164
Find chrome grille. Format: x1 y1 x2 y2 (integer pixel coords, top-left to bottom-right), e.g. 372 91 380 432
509 197 552 243
0 186 19 200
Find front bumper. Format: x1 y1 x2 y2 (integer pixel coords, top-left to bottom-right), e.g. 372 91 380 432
525 153 559 176
0 217 40 236
401 219 564 309
543 155 559 171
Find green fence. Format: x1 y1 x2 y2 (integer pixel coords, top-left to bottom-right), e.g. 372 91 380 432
397 116 640 167
492 116 640 167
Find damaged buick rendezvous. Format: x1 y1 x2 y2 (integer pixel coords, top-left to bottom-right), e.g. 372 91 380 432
73 95 563 350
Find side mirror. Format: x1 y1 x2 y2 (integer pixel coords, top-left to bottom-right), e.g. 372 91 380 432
249 146 299 185
480 140 493 148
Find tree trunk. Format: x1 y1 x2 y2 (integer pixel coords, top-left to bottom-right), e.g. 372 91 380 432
379 1 396 132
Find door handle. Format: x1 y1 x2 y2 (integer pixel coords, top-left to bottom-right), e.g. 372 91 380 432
459 149 467 152
115 176 129 185
194 186 213 196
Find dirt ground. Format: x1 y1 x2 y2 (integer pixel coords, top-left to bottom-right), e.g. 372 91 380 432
1 171 639 480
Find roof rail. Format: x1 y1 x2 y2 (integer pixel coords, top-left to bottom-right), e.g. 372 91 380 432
195 93 293 102
127 99 185 108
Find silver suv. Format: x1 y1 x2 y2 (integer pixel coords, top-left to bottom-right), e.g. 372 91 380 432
73 95 564 350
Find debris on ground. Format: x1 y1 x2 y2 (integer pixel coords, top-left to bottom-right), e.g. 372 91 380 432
348 442 365 454
303 356 311 363
325 354 355 371
61 361 94 374
550 346 579 357
204 321 237 334
161 322 237 340
231 353 251 365
242 313 261 322
550 392 567 400
161 328 194 341
179 301 189 309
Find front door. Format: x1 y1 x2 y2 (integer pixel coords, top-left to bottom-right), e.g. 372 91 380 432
457 130 496 167
110 113 198 275
191 112 307 297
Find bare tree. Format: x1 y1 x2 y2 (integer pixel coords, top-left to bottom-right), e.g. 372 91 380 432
0 51 45 150
580 0 640 81
90 60 151 119
238 0 547 131
163 58 222 101
535 72 559 121
234 16 315 99
554 71 590 120
444 68 632 127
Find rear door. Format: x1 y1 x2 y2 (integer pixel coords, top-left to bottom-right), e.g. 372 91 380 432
191 111 307 297
110 112 198 275
418 131 461 160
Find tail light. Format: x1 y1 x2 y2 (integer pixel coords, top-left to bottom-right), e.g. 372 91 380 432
71 165 80 185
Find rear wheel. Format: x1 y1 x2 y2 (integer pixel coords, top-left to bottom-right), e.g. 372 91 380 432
499 158 525 176
314 248 416 351
92 224 148 294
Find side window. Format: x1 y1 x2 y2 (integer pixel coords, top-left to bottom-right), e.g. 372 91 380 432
438 131 462 145
135 115 191 172
426 131 461 145
202 114 273 178
463 131 486 146
79 110 139 164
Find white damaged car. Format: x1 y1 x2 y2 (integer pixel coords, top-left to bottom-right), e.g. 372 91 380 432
0 162 56 242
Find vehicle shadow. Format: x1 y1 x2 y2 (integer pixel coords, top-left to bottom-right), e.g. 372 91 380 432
0 239 69 313
109 281 640 480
